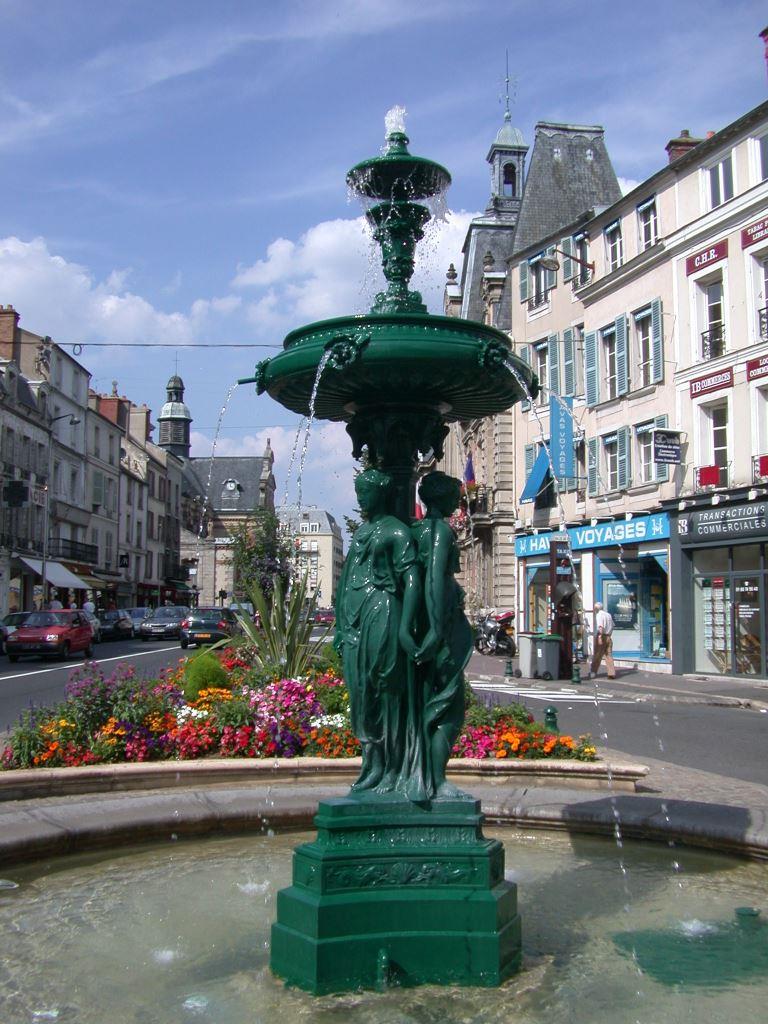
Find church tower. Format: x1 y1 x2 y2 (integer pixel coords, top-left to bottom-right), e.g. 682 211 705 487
484 109 528 222
157 373 192 458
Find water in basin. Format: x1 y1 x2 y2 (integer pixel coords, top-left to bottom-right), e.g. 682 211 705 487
1 829 766 1023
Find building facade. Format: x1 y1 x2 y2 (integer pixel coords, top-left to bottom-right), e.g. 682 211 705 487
278 506 344 606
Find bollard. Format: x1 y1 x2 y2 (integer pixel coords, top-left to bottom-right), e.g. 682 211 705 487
544 705 559 733
572 663 581 685
505 658 514 678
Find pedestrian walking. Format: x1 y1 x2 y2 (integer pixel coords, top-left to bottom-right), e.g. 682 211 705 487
83 598 96 615
590 602 616 679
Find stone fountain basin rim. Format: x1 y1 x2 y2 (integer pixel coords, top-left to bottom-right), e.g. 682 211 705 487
2 760 767 870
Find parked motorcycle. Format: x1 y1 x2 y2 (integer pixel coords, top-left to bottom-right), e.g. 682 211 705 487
474 610 516 656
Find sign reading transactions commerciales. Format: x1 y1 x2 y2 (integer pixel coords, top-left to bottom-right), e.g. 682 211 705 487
747 355 768 383
678 502 768 543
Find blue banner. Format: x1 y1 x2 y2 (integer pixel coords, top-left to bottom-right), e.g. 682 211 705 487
550 394 574 480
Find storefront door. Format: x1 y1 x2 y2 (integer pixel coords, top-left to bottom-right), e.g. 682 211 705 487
733 575 763 675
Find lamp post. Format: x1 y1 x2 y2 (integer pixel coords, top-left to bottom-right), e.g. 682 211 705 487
40 414 80 609
539 249 595 275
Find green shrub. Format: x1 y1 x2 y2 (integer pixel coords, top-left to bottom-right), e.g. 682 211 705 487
183 652 229 702
317 641 343 677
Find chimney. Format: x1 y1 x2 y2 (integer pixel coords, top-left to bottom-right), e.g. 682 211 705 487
0 305 21 362
761 26 768 80
665 129 704 164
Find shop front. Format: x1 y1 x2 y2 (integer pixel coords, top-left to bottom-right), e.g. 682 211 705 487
666 492 768 677
515 511 671 672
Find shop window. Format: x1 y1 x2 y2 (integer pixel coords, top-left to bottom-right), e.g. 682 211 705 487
604 221 623 272
697 275 725 360
636 197 658 251
707 153 734 209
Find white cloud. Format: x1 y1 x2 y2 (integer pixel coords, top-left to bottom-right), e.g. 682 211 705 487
617 176 641 196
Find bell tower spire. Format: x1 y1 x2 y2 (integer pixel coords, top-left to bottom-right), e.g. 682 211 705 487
157 371 192 458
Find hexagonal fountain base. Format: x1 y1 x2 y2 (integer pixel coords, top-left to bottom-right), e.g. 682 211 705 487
270 796 521 994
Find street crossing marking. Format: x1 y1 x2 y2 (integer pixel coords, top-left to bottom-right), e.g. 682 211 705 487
469 682 637 704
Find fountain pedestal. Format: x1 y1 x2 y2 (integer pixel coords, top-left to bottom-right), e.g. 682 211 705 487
271 796 521 994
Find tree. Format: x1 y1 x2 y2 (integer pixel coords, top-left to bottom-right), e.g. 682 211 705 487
229 510 292 603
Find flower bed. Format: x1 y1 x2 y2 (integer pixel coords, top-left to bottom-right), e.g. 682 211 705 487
1 652 596 770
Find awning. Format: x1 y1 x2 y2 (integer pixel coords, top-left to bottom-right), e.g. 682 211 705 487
76 574 108 589
520 448 550 504
18 556 88 590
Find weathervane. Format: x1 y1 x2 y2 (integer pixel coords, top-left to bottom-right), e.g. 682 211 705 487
500 49 517 118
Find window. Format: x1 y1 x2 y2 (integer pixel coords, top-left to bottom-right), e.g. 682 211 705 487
562 325 583 397
700 401 729 486
637 198 658 250
146 551 153 579
602 326 617 400
69 468 78 503
503 163 516 197
604 221 623 272
126 513 132 544
147 510 155 541
573 235 592 287
528 257 548 310
138 486 144 510
758 255 768 341
108 436 115 465
300 522 309 533
310 540 318 552
310 522 320 533
136 520 143 547
603 434 619 491
148 472 155 498
94 426 100 459
760 134 768 182
636 423 654 483
708 154 734 208
699 277 725 359
634 310 653 389
105 531 113 567
534 343 548 405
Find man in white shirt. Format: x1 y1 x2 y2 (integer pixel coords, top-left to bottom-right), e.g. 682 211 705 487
590 602 616 679
83 598 96 615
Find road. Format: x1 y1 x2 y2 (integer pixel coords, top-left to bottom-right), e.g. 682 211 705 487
1 639 766 790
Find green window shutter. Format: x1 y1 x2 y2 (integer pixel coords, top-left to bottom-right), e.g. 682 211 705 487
548 333 560 396
615 315 629 396
525 443 535 479
587 438 599 496
563 328 575 396
92 470 104 506
617 426 631 489
654 414 670 483
545 246 557 290
519 261 529 303
651 298 664 383
561 236 574 281
520 345 531 411
585 330 599 407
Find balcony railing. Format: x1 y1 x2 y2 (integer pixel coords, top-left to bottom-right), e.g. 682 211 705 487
571 269 593 290
700 323 725 360
696 464 730 490
527 292 549 312
759 306 768 341
47 537 98 564
752 454 768 483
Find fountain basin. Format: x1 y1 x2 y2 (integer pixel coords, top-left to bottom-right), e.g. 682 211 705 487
250 312 537 422
1 828 766 1023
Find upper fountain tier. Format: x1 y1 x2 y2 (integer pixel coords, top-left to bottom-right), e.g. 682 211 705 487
243 113 538 426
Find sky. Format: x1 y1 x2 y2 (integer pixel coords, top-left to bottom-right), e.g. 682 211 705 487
1 0 766 538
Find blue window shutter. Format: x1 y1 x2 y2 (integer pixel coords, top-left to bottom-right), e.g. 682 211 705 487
525 443 535 479
615 315 629 396
548 333 559 396
617 426 631 489
519 261 529 303
545 246 557 290
520 345 531 411
585 330 599 407
561 236 574 281
651 298 664 383
563 328 575 396
587 438 599 496
654 414 670 483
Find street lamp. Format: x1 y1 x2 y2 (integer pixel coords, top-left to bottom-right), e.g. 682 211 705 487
40 414 80 608
539 248 595 275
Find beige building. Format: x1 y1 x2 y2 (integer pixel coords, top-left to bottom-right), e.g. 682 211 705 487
278 506 344 607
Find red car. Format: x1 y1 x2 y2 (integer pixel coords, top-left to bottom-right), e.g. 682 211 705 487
5 609 95 662
314 608 335 626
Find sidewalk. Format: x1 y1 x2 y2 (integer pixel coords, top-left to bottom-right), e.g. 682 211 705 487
468 651 768 710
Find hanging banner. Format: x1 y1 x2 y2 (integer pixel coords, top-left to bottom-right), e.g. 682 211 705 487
550 394 574 480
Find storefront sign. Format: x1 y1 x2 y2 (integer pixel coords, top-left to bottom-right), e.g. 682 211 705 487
685 239 727 276
741 217 768 248
652 429 682 464
678 502 768 543
516 512 670 557
690 367 733 398
746 354 768 382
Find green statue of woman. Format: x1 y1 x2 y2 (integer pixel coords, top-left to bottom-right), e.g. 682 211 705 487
412 472 474 798
334 468 421 795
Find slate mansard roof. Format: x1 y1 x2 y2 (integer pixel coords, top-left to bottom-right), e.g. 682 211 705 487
186 455 269 513
512 123 622 256
278 507 342 537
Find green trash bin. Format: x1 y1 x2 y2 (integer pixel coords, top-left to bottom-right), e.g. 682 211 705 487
516 632 542 678
535 634 562 681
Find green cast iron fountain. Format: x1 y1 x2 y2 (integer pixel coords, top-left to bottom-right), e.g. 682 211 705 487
241 107 538 995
